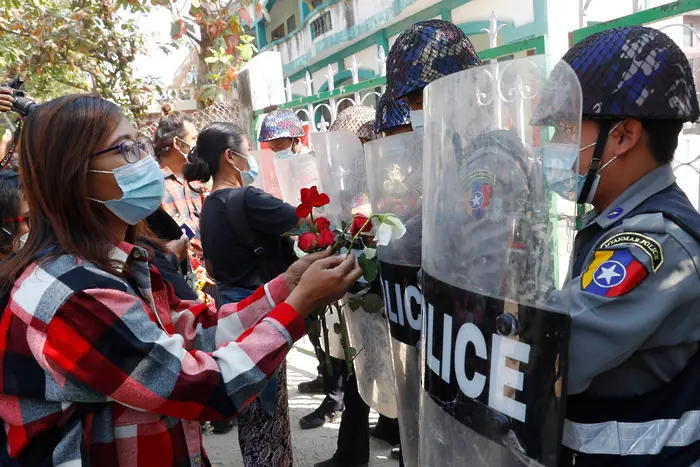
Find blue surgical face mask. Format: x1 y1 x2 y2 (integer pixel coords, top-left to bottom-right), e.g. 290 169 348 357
88 156 165 225
232 151 259 186
542 122 622 204
410 109 424 134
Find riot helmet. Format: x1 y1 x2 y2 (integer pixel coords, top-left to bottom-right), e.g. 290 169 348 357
386 20 483 103
329 105 377 143
375 93 411 135
541 26 700 205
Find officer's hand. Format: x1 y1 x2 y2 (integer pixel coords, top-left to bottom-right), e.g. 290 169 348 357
0 88 13 113
286 253 363 318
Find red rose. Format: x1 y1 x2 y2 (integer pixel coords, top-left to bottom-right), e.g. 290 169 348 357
298 232 319 253
314 216 331 232
351 215 372 236
296 186 330 218
317 229 335 248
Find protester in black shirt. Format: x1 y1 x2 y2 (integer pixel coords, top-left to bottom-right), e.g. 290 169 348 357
184 121 301 467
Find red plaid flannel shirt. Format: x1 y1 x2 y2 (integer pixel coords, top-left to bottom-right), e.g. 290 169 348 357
160 165 206 253
0 242 304 466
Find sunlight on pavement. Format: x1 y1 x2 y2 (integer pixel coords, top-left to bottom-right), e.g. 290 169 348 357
205 346 397 467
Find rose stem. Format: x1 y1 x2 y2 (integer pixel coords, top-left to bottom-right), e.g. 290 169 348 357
320 307 333 376
330 215 376 255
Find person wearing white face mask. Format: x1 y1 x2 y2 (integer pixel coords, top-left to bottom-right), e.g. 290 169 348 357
258 108 309 158
153 109 204 256
185 122 310 467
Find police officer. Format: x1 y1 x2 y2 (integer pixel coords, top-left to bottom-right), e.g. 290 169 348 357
538 27 700 466
314 104 380 467
258 109 309 157
386 19 483 132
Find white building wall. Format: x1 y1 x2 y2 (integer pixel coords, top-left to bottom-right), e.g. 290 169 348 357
266 0 301 43
353 45 380 76
451 0 534 28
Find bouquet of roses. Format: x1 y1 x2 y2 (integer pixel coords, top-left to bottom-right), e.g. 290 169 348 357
286 186 406 374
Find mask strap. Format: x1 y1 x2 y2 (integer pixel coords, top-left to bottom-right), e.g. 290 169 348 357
88 197 106 204
88 169 113 175
577 120 612 204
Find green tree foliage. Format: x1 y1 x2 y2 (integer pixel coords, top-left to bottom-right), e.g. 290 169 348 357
0 0 157 121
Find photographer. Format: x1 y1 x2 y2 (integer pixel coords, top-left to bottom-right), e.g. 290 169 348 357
0 94 362 466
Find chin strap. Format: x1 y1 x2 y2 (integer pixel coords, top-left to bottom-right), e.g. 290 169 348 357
577 120 612 204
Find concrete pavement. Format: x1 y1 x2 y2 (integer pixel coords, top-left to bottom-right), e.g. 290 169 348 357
205 342 400 467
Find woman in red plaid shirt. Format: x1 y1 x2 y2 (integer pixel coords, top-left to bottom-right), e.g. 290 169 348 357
0 94 362 466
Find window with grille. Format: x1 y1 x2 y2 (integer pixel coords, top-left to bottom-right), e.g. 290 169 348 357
287 15 296 33
271 24 285 41
310 11 332 39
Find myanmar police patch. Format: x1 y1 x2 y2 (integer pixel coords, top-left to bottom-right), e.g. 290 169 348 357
582 249 648 297
464 170 496 220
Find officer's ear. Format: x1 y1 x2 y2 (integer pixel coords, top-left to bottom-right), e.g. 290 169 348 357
610 119 644 158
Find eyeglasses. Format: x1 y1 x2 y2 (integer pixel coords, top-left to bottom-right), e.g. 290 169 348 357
90 137 155 164
2 215 30 229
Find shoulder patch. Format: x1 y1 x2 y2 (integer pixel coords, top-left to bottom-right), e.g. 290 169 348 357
581 249 648 297
598 232 664 272
464 170 496 220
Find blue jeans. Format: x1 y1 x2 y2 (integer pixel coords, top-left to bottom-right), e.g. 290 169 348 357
217 284 279 416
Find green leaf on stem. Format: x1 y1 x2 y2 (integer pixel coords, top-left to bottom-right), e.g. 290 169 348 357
346 347 357 359
358 252 378 282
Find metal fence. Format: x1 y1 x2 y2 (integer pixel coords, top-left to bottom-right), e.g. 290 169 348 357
142 100 242 137
251 33 547 140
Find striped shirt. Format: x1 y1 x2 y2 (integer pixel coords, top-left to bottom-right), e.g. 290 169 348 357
0 242 304 466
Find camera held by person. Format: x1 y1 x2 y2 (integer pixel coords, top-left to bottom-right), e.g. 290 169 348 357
0 77 37 117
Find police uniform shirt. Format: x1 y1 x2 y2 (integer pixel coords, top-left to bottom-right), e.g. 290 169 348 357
550 164 700 397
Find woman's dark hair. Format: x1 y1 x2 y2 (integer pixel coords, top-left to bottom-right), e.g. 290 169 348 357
0 94 132 287
0 171 22 255
184 122 246 184
153 111 195 160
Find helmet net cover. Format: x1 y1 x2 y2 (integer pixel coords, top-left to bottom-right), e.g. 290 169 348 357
375 93 411 133
386 19 483 100
564 26 700 122
258 109 306 142
329 105 377 140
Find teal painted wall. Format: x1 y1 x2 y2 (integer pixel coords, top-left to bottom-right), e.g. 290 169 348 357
269 0 549 87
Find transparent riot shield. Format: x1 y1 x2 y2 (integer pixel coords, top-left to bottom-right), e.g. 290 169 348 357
365 131 423 467
311 130 397 418
272 149 320 205
249 149 282 198
420 55 582 466
311 131 372 227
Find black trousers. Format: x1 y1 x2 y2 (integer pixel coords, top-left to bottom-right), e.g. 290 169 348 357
308 332 345 412
333 372 371 466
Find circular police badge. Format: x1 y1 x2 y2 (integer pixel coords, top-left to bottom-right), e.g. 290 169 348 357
607 207 624 219
592 260 627 288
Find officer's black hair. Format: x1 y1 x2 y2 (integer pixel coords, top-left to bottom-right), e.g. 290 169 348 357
640 119 684 166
